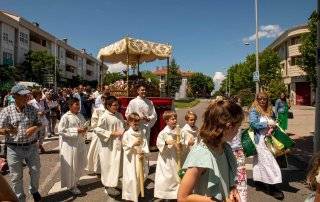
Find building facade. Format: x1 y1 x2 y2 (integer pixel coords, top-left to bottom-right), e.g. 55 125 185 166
268 25 312 106
0 11 107 85
153 66 193 99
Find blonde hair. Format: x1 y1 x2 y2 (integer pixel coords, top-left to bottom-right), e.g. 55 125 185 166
250 91 273 117
127 112 140 122
200 98 244 148
163 110 177 121
185 111 197 121
307 152 320 191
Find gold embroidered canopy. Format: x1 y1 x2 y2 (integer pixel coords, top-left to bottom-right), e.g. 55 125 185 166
97 37 172 66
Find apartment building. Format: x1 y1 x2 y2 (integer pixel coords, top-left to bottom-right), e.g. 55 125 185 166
268 25 312 105
0 10 107 85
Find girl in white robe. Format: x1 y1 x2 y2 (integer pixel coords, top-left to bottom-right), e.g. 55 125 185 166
58 98 87 195
154 110 182 200
181 111 199 162
122 113 150 202
86 103 105 174
94 96 125 196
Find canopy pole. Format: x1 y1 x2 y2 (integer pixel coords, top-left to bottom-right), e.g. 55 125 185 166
166 57 170 97
126 37 130 96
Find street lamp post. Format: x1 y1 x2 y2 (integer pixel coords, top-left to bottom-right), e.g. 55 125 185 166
255 0 260 94
54 39 57 90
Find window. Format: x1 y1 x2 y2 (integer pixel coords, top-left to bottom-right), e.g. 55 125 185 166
86 70 92 76
2 33 8 42
66 65 75 73
41 40 47 47
290 36 300 45
3 52 13 65
19 32 29 44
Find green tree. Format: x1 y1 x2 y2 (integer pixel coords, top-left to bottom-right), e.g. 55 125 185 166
104 72 124 85
188 72 214 97
0 65 15 92
299 11 317 87
167 58 182 97
141 70 160 86
24 51 55 85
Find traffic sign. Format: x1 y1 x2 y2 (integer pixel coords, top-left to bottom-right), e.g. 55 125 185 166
253 71 260 82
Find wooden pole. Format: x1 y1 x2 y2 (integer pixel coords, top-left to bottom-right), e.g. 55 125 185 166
126 37 130 96
166 57 170 97
139 155 145 197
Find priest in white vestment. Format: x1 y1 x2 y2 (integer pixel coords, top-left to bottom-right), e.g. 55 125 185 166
122 113 150 202
125 85 157 143
58 98 87 195
94 96 125 196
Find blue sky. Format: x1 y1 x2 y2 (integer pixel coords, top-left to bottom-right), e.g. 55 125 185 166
0 0 316 76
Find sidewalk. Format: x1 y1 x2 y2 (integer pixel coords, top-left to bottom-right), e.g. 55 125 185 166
286 105 315 166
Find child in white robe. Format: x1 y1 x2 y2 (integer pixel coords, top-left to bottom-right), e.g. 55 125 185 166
86 95 106 174
181 111 199 162
94 96 125 197
122 112 150 202
58 98 87 195
154 110 182 200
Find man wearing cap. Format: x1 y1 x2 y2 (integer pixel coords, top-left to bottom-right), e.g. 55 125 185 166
0 84 42 202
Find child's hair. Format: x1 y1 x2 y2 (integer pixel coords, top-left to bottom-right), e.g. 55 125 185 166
68 97 80 107
32 89 42 98
200 97 244 147
306 152 320 191
127 112 141 122
185 111 197 121
163 110 177 121
104 96 118 109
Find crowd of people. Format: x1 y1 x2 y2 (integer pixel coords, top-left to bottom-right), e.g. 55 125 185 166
0 83 319 202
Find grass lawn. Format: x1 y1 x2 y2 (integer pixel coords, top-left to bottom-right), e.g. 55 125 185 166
174 99 200 109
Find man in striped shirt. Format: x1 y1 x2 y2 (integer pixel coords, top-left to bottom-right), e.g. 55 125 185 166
0 84 42 202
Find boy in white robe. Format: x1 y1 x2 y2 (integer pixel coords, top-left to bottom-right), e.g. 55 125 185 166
58 98 87 195
181 111 199 162
122 112 150 202
86 95 106 174
154 110 182 200
125 85 157 143
94 96 125 197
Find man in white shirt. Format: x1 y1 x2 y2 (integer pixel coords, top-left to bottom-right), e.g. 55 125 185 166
125 85 157 143
95 85 110 109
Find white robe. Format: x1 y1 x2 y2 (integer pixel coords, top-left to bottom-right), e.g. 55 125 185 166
122 127 150 202
181 124 199 162
58 111 87 189
154 125 181 199
94 110 125 187
86 106 105 173
125 96 157 142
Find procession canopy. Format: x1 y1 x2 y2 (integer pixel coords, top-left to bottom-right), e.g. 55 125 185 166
97 37 172 66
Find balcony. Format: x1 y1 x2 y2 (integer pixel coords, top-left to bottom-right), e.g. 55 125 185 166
288 44 301 57
66 57 78 68
30 41 49 52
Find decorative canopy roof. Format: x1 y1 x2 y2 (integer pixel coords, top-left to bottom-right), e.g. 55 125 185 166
97 37 172 66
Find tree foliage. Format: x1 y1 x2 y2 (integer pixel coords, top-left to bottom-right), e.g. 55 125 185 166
299 11 317 87
188 72 214 97
167 59 182 97
141 70 160 86
220 49 285 105
103 72 124 85
24 51 56 85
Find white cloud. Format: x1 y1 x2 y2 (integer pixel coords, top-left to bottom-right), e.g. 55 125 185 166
107 62 126 73
213 72 225 91
242 24 283 43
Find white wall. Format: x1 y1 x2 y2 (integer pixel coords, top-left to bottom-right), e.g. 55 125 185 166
0 22 15 65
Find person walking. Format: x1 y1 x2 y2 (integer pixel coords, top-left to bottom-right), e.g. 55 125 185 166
249 91 284 200
275 92 289 131
0 84 42 202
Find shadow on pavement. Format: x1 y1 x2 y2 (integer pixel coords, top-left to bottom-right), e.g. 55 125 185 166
42 181 102 202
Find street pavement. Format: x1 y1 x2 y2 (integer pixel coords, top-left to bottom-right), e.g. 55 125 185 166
2 100 315 201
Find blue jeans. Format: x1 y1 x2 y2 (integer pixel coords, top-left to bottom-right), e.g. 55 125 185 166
6 144 41 202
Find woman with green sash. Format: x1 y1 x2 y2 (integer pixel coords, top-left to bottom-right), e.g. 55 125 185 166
275 93 289 131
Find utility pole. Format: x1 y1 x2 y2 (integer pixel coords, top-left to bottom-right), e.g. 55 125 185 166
314 0 320 152
255 0 260 94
